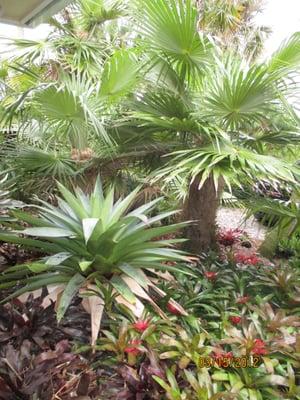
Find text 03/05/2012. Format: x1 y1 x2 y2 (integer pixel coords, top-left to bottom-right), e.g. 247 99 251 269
199 356 262 368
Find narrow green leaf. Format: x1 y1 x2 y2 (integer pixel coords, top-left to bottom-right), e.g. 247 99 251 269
118 264 149 288
82 218 100 243
23 227 74 237
0 275 70 304
45 252 71 265
27 263 49 273
110 275 137 304
57 273 85 322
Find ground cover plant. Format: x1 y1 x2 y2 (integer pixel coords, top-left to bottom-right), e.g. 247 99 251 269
0 0 299 399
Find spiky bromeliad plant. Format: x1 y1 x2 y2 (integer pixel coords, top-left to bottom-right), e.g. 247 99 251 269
0 177 191 340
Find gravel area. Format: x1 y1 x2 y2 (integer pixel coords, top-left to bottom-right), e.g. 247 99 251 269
217 207 267 244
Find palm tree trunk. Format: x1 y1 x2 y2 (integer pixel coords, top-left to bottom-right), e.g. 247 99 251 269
183 174 223 254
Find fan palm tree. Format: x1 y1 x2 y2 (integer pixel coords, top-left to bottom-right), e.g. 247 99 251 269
0 0 141 184
0 0 130 77
0 0 139 194
198 0 271 61
108 0 300 253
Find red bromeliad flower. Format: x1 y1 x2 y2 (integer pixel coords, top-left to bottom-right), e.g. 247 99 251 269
229 316 242 324
204 271 218 281
218 228 242 246
253 339 265 347
251 339 267 355
236 295 250 304
234 252 261 265
132 320 150 332
124 339 142 356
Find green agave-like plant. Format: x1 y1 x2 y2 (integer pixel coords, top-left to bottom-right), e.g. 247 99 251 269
0 177 191 334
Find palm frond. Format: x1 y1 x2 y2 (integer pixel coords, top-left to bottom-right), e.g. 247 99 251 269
200 58 279 129
0 173 23 215
76 0 128 31
127 90 209 139
3 76 113 149
244 130 300 146
244 193 300 236
0 37 51 64
199 0 243 34
154 141 299 192
16 148 77 180
268 32 300 75
99 49 139 100
135 0 214 86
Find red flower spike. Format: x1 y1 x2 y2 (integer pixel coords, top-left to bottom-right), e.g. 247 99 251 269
251 339 267 356
253 347 267 355
204 271 218 281
211 351 222 360
234 252 261 266
124 339 142 355
236 296 250 304
124 347 140 356
132 320 150 332
253 339 265 347
229 316 242 325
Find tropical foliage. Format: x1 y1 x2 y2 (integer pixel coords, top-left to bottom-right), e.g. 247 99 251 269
0 0 299 399
0 177 191 341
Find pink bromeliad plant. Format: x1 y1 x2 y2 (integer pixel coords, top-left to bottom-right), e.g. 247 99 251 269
217 228 243 246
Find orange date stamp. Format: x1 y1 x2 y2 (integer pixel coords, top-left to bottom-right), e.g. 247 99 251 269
199 356 261 368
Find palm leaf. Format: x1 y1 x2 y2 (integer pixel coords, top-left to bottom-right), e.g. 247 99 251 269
269 32 300 74
154 142 298 191
201 58 279 129
135 0 213 85
100 49 139 99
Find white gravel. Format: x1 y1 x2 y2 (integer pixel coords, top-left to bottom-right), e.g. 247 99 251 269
217 207 267 243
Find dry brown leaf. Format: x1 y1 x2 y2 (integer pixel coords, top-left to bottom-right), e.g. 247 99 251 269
73 397 91 400
81 298 91 314
89 296 104 347
150 284 167 298
122 276 167 319
115 294 145 317
146 268 174 281
42 284 65 308
81 284 104 346
18 289 43 303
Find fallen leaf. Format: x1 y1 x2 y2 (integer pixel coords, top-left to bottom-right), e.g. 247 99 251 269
115 294 144 317
122 276 167 319
81 284 104 346
18 289 43 303
42 284 65 308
